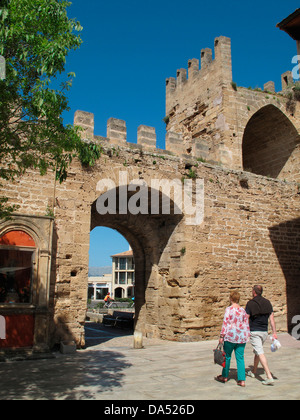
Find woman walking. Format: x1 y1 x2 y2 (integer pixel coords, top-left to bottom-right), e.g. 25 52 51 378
216 291 250 387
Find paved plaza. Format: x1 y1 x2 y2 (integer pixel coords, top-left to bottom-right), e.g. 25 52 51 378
0 323 299 400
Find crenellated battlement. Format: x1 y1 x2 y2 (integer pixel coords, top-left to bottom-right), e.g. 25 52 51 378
162 35 300 176
74 35 300 181
74 111 158 150
73 37 233 155
164 36 235 163
166 36 232 109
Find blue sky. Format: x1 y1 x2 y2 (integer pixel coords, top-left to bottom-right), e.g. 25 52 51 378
89 227 130 267
61 0 299 267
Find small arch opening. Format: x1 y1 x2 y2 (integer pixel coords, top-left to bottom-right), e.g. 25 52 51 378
0 229 36 305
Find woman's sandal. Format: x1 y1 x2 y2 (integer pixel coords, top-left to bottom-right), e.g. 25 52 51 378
216 375 228 383
237 380 245 387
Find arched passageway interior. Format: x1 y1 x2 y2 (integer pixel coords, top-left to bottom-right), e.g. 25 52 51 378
88 226 131 301
242 105 300 180
90 185 183 335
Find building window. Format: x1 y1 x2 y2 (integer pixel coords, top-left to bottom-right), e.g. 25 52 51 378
119 258 126 270
0 230 36 304
127 271 134 285
119 272 126 284
96 285 108 300
127 258 134 270
88 285 94 300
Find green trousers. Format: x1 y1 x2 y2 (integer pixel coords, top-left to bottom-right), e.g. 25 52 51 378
222 341 246 381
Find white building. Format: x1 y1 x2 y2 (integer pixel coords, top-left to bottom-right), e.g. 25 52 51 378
88 269 112 301
111 249 135 299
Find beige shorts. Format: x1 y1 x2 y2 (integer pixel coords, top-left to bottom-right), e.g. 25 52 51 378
250 331 268 355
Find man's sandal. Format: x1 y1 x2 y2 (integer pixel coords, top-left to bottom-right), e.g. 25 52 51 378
262 378 274 386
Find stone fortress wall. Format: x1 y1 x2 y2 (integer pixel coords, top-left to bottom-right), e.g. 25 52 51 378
1 34 300 349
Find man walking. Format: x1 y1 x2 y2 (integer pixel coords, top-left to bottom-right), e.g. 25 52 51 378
245 285 278 385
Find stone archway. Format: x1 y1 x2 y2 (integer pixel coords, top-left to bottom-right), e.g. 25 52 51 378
242 104 300 181
90 185 183 337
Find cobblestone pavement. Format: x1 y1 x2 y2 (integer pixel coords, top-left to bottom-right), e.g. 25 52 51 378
0 323 299 400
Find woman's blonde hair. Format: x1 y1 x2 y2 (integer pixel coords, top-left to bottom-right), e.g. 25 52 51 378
230 290 240 304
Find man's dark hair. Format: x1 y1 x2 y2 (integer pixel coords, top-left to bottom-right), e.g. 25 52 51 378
253 285 263 296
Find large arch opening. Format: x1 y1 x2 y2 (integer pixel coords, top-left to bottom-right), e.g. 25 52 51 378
242 105 300 180
88 226 130 302
90 184 184 337
85 226 135 347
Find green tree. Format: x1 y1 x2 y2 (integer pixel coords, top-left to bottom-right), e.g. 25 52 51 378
0 0 101 218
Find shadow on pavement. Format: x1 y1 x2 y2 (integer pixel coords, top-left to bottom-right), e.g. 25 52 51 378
0 346 132 400
84 321 133 348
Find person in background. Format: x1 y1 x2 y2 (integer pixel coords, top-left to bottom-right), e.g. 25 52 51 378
104 292 113 307
245 285 277 386
216 290 250 387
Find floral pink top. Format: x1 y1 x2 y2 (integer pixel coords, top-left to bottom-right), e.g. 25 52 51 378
220 306 250 344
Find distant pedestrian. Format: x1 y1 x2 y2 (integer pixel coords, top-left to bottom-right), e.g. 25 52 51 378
216 290 250 387
245 285 278 386
104 292 113 307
